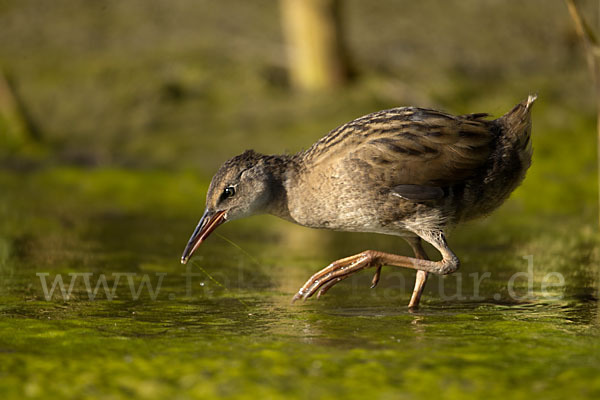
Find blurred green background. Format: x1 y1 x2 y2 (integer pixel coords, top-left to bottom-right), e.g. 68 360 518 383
0 0 595 183
0 1 599 399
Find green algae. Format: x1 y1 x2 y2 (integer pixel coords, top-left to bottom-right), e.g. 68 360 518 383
0 165 598 400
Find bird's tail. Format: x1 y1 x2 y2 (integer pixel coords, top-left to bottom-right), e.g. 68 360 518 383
468 95 536 219
497 94 537 151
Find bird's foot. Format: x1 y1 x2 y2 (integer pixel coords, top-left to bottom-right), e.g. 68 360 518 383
292 250 381 302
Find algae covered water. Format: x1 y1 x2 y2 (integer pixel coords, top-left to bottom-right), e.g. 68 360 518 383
0 167 598 399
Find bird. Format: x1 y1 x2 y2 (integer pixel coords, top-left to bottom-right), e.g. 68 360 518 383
181 95 536 309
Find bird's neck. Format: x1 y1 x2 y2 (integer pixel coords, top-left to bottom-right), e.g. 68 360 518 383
260 153 301 223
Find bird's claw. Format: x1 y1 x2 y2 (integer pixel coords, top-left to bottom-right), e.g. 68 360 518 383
370 265 382 288
291 252 378 303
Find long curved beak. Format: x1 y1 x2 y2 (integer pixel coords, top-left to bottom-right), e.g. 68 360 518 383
181 210 227 264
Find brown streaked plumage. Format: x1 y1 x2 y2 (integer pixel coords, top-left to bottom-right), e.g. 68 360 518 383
181 95 536 308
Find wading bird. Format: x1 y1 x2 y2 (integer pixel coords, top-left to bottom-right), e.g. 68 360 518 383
181 96 536 308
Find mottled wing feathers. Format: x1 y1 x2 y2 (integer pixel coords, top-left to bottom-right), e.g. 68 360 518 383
304 107 494 189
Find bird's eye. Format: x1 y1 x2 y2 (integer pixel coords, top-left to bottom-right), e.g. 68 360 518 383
223 186 235 198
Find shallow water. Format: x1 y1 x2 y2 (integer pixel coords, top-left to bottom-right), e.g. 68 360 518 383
0 167 598 399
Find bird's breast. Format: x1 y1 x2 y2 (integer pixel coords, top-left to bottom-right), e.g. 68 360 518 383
283 162 432 236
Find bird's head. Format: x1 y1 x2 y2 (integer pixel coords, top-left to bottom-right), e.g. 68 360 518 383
181 150 275 264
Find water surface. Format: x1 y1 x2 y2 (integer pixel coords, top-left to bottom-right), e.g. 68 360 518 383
0 167 598 399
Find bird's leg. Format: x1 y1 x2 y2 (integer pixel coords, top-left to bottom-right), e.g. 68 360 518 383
292 230 458 302
404 237 429 310
368 237 427 292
